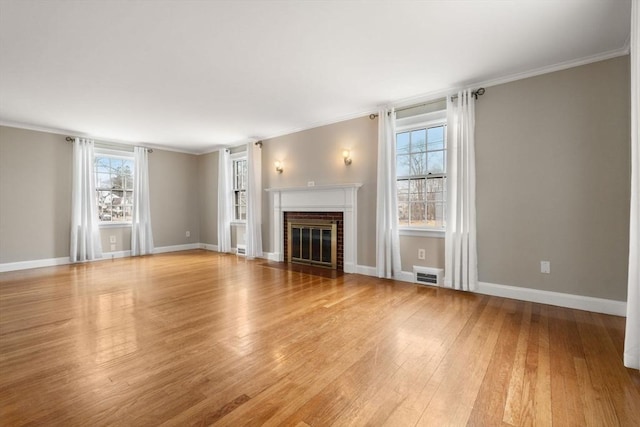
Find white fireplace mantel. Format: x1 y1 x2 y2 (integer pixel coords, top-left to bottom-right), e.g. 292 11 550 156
265 184 362 273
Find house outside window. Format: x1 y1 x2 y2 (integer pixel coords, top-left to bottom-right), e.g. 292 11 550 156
232 155 247 221
396 119 447 230
95 151 134 224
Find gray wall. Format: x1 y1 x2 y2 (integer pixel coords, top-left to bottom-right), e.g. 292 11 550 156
0 56 631 303
475 56 630 301
0 126 202 261
0 126 72 263
260 116 378 267
198 151 218 246
148 149 200 248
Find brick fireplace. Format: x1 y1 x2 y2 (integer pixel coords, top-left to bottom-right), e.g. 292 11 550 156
265 184 361 273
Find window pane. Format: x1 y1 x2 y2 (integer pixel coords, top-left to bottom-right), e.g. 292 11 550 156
411 129 426 152
396 154 410 177
397 180 409 203
427 126 444 150
96 173 111 189
397 132 410 154
410 152 426 176
95 157 111 174
410 202 426 225
427 151 445 174
409 179 425 201
398 202 409 226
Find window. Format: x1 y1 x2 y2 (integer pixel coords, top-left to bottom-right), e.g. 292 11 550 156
95 153 134 224
232 155 247 221
396 122 446 229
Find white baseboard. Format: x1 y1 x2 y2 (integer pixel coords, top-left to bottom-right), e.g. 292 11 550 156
0 256 70 272
201 244 219 252
0 253 626 317
476 281 627 317
356 265 377 276
352 266 625 316
153 243 201 254
395 271 415 283
262 252 280 262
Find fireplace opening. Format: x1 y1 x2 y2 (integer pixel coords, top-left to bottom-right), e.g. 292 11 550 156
288 220 336 269
284 212 343 270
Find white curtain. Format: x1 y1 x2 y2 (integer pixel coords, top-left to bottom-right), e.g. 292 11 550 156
376 108 402 278
625 0 639 371
444 90 478 291
217 149 232 253
245 142 263 258
70 138 102 262
131 147 154 256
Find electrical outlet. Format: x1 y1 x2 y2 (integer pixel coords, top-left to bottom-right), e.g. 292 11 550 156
186 231 191 238
307 181 315 187
418 249 426 260
541 261 551 274
109 235 116 243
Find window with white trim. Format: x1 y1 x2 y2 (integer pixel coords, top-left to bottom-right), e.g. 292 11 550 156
232 155 247 221
95 152 134 224
396 121 447 229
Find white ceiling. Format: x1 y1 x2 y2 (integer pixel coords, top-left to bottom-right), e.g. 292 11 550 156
0 0 632 153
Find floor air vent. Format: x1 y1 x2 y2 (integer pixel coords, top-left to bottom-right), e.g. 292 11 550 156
413 266 443 286
236 244 246 256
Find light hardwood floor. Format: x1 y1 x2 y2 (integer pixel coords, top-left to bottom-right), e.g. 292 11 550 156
1 250 638 426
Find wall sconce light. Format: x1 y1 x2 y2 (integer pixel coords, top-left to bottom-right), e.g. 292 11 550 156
274 160 283 173
342 149 352 165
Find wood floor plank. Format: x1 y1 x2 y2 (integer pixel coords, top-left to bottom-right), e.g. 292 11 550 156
1 250 639 426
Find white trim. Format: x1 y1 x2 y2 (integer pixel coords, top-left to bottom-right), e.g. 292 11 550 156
263 251 280 262
266 184 361 274
352 265 625 316
0 120 188 154
476 47 630 91
0 256 70 272
356 264 377 276
201 244 219 252
476 281 627 317
153 243 201 254
394 271 415 283
399 228 445 238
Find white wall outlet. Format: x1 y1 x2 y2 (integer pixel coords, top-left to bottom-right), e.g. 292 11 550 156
185 231 191 238
418 249 426 260
307 181 315 187
541 261 551 274
109 235 116 243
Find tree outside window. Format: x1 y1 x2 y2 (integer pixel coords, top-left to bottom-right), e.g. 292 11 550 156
396 124 446 228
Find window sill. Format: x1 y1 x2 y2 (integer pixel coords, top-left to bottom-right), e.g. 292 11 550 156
230 221 246 227
99 222 132 228
399 228 445 238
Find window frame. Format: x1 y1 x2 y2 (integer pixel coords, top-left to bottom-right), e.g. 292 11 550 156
230 151 247 224
395 111 447 237
94 148 135 228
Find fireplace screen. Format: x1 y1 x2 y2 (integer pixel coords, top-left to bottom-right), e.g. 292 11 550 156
287 219 337 269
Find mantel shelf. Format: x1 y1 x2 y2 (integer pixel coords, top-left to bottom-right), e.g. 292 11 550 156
265 183 362 192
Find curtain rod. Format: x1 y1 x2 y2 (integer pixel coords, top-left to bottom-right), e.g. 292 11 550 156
368 87 486 119
65 136 153 153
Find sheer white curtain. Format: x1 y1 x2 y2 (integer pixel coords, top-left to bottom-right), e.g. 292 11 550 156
444 90 478 291
217 149 232 253
131 147 154 256
625 0 639 371
376 108 402 278
245 142 263 259
70 138 102 262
